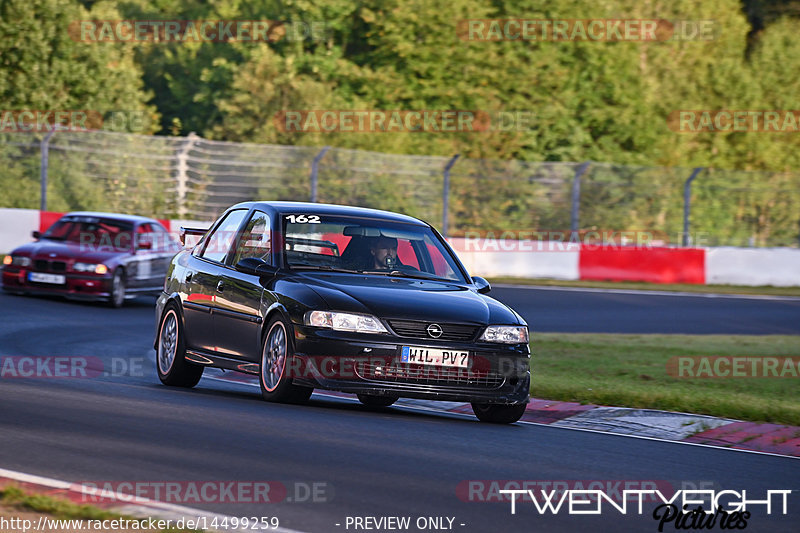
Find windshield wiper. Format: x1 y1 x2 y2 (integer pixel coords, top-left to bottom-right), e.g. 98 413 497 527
290 265 363 274
292 265 451 282
363 270 449 282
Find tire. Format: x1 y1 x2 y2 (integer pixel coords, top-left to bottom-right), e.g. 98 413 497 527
471 402 527 424
109 268 126 308
156 305 204 387
259 316 313 403
357 394 398 408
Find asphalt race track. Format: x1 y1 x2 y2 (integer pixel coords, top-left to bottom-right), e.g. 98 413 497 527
1 290 799 533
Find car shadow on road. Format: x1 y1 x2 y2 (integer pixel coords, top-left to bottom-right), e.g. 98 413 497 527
154 374 490 426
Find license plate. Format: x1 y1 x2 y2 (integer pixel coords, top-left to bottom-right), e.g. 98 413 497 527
400 346 470 368
28 272 66 284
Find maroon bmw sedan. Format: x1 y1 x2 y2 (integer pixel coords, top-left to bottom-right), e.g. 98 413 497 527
2 212 181 307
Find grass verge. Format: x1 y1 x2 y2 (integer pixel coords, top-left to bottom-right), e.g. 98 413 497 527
490 277 800 297
0 486 198 532
531 333 800 426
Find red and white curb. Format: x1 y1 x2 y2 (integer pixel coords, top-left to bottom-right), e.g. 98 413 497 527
0 467 306 533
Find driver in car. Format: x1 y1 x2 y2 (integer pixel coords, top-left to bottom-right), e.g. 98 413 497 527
370 236 399 269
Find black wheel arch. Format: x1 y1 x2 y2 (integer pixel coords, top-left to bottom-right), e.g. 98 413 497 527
260 301 295 342
154 293 186 349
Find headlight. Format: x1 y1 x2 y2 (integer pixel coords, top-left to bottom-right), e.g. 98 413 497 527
480 325 529 344
74 262 108 274
4 255 31 267
304 311 388 334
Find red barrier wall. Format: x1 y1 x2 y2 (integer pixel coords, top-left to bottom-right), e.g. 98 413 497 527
39 211 64 233
579 247 706 284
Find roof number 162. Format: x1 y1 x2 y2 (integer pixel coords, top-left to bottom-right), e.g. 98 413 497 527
285 214 320 223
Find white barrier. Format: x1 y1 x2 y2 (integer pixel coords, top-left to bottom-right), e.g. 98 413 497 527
448 237 580 280
0 209 40 255
706 247 800 287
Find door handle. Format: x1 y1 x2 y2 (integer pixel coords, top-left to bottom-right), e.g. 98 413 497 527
217 280 225 292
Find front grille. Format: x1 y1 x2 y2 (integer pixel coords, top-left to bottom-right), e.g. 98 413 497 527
356 360 505 389
387 320 480 341
32 259 67 272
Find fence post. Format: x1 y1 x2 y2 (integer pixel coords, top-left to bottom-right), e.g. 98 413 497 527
442 154 461 238
570 161 591 239
40 128 60 212
310 146 331 203
176 132 199 218
682 167 704 247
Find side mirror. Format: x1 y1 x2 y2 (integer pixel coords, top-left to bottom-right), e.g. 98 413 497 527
32 231 41 240
472 276 491 294
235 257 278 278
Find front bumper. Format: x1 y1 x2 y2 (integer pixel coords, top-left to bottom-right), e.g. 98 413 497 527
1 267 112 300
289 325 531 405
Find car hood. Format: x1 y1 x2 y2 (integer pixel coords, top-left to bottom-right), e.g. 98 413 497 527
12 240 126 263
295 272 523 326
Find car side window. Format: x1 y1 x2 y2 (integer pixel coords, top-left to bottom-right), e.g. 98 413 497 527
200 209 248 263
233 210 272 265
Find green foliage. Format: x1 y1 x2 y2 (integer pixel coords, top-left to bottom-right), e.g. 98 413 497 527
0 0 156 129
0 0 158 210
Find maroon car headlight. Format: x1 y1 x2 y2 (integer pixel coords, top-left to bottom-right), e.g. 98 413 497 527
480 325 529 344
73 262 108 274
304 311 388 334
4 255 31 267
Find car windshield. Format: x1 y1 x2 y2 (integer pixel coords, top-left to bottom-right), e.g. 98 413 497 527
282 214 466 283
42 216 135 251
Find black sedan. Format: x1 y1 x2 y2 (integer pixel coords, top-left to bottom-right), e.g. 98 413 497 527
155 202 531 423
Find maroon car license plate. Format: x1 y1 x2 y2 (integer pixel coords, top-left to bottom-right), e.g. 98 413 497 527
28 272 66 284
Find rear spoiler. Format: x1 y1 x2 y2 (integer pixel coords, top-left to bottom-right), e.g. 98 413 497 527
179 226 209 246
